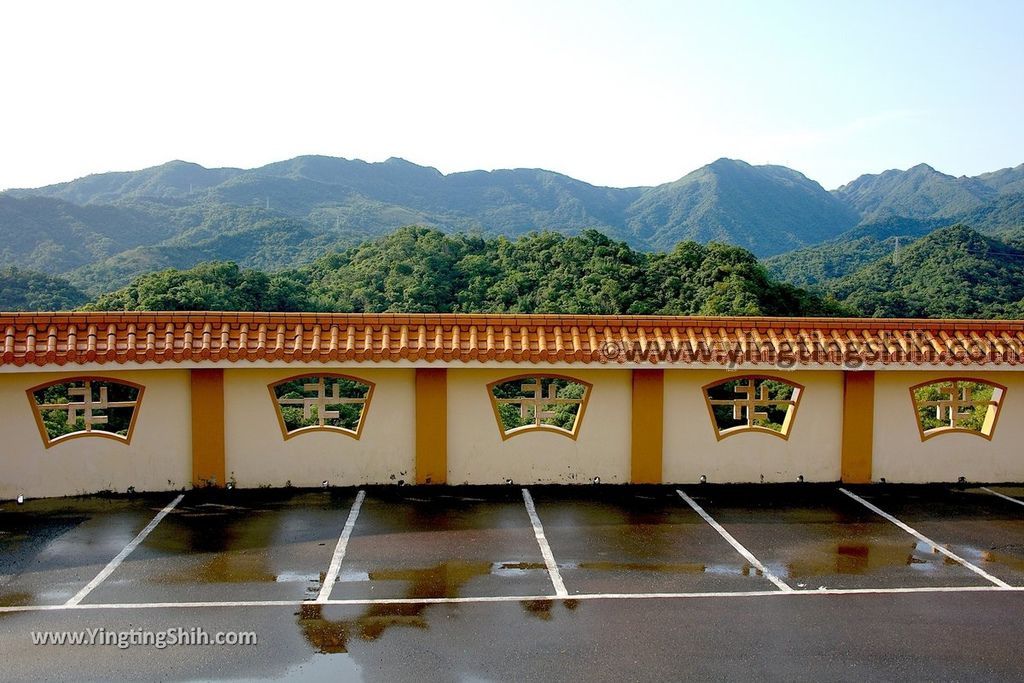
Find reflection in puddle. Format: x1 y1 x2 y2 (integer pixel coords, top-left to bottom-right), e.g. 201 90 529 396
158 552 277 584
365 561 493 593
520 598 579 621
298 560 579 652
299 560 489 653
148 501 318 586
576 561 706 573
298 600 444 653
0 592 32 608
974 544 1024 571
785 540 950 578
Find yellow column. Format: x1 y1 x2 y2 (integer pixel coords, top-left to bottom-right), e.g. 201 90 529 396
191 368 226 487
415 368 447 484
631 369 664 484
841 371 875 483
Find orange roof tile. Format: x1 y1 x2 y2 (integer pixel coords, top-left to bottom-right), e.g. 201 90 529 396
0 312 1022 368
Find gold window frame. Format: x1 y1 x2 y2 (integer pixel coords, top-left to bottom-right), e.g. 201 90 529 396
26 376 145 449
909 376 1006 442
702 375 804 441
487 373 593 441
268 373 375 440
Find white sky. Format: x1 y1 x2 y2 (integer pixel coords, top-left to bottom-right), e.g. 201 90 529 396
1 0 1022 191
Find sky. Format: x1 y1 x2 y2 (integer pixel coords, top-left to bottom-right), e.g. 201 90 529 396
1 0 1022 191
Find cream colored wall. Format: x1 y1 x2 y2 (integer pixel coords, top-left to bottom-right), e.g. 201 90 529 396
223 368 415 487
0 370 191 499
6 364 1024 498
663 370 844 483
447 369 632 484
873 371 1024 483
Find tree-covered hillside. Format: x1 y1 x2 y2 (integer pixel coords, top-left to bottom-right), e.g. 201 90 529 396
833 163 996 220
1 154 877 292
4 156 1024 318
0 267 87 311
822 225 1024 318
8 224 1023 320
764 216 947 287
87 227 845 316
624 158 859 254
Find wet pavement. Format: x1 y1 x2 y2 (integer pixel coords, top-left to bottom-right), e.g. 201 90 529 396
853 485 1024 586
684 484 992 590
0 495 175 606
1 483 1024 680
83 489 357 604
534 486 774 594
329 487 551 600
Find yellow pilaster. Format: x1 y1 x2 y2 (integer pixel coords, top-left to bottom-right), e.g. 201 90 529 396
415 368 447 484
841 370 875 483
190 368 226 487
631 369 664 484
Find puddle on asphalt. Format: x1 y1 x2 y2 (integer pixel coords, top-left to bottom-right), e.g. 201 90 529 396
520 598 580 620
300 560 487 653
147 502 339 590
145 504 278 555
950 543 1024 572
365 560 494 596
491 561 546 576
369 496 533 534
783 538 962 579
157 552 277 584
575 560 707 573
0 591 32 608
299 559 580 652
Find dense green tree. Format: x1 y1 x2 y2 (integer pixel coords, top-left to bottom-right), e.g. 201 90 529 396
0 267 87 310
825 225 1024 318
82 226 845 316
86 262 308 311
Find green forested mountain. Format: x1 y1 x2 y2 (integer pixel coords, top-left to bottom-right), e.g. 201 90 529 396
0 195 184 273
87 227 843 317
5 160 243 205
976 163 1024 195
816 225 1024 318
833 163 996 220
624 158 859 253
765 188 1024 289
764 216 947 287
2 155 868 293
4 156 1024 316
7 224 1022 321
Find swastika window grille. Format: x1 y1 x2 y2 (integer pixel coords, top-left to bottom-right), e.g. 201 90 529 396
703 376 802 440
269 374 374 439
28 378 144 447
488 375 592 440
910 378 1005 441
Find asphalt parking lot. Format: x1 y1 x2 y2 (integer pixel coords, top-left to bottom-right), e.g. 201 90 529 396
2 483 1024 681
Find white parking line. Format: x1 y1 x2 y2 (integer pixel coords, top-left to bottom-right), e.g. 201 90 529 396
316 489 366 603
838 488 1011 589
676 489 792 592
521 488 568 597
4 584 1022 615
981 487 1024 508
65 494 185 607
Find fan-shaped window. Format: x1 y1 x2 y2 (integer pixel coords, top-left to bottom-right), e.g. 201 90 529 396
703 376 803 440
27 377 144 448
488 375 592 440
269 374 374 440
910 378 1005 441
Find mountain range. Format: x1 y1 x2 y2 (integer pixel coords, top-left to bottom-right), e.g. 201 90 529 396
2 155 1023 309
